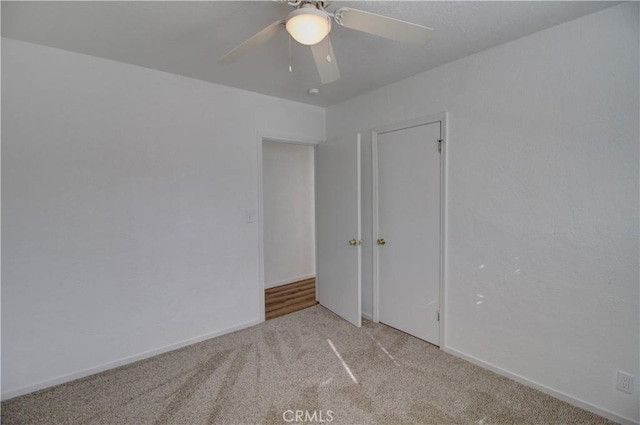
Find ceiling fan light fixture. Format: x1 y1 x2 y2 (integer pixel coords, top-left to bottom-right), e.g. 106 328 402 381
286 7 331 46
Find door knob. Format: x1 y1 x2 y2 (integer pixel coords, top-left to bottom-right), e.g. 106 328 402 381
349 239 358 246
377 238 386 245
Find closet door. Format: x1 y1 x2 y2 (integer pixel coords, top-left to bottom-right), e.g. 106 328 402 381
376 122 441 345
316 134 361 327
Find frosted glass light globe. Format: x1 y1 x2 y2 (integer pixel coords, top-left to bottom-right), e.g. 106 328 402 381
286 8 331 46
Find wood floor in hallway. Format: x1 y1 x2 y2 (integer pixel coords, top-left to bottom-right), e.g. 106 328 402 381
265 277 318 320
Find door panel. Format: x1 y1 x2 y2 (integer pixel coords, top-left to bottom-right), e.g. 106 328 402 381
377 122 441 344
316 134 361 327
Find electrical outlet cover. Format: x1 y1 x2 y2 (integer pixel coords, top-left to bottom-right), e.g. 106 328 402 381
616 371 634 394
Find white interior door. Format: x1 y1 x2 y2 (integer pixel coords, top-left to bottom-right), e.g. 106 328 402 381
376 122 441 345
316 134 361 327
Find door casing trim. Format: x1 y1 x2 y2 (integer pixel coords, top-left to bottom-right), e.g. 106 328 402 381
371 112 448 349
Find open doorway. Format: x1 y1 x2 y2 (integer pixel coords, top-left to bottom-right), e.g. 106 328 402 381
259 139 317 320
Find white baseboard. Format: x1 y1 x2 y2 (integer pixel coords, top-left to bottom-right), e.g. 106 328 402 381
265 274 315 289
361 311 373 321
1 318 262 401
442 346 638 425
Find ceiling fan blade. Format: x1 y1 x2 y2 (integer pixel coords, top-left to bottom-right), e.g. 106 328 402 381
310 35 340 84
218 20 285 64
334 7 433 47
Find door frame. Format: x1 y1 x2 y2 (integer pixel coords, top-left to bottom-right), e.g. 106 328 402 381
256 131 322 322
371 113 448 347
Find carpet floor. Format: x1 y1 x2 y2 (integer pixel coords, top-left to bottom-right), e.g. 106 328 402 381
1 306 611 425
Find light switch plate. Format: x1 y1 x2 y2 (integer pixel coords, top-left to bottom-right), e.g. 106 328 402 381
245 209 256 224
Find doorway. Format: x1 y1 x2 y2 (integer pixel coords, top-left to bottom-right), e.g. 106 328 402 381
259 138 318 320
372 115 446 346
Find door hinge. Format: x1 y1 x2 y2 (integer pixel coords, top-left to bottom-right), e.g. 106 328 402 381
437 311 440 321
437 139 443 153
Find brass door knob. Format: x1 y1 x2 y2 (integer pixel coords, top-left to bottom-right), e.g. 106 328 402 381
349 239 358 246
377 238 386 245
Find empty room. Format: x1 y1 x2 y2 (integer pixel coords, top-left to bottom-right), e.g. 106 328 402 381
1 1 638 424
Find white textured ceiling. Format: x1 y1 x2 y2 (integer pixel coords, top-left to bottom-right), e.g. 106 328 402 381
2 1 618 107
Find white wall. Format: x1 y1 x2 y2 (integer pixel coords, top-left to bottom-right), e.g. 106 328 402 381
1 38 325 398
327 3 639 423
262 141 315 288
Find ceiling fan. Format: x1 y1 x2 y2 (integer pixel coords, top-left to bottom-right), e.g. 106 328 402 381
218 1 434 84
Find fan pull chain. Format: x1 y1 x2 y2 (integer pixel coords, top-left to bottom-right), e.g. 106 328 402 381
326 17 332 63
288 34 293 73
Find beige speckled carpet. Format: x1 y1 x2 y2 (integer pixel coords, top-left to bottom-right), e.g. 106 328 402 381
1 306 611 424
